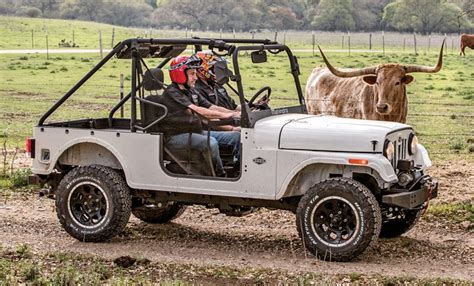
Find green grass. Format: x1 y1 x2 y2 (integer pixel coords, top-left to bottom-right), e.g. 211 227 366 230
0 17 472 163
425 202 474 225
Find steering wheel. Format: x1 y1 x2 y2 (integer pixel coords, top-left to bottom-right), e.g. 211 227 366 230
249 86 271 110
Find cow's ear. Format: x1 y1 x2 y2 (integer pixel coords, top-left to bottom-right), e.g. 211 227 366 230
362 75 377 85
402 75 414 84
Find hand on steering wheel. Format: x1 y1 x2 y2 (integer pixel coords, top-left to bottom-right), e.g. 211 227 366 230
249 86 271 110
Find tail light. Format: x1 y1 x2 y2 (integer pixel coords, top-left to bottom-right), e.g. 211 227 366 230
26 138 35 158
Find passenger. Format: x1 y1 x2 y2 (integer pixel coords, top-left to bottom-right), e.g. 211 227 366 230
160 55 240 177
194 51 241 112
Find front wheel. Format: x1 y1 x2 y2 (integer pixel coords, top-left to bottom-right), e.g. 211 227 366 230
55 165 132 242
296 178 381 261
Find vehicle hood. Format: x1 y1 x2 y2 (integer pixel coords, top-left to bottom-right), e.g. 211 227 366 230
254 114 410 153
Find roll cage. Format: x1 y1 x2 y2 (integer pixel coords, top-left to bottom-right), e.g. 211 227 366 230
38 37 307 130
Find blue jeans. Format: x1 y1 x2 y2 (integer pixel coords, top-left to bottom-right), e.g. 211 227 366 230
166 131 240 175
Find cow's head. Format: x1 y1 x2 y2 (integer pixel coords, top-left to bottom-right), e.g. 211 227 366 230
318 41 444 116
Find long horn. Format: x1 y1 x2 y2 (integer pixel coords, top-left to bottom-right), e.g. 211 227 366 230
318 45 377 77
405 39 444 73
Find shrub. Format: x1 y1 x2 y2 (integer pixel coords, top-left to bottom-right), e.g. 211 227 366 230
10 169 31 187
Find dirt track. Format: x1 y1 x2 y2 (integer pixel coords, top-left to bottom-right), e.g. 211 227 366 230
1 160 473 282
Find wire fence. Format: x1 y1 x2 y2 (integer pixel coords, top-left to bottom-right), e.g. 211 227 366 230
0 26 465 56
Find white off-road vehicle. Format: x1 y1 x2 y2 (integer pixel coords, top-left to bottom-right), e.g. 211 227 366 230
28 38 437 261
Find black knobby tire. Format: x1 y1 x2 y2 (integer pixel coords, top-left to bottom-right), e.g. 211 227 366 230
55 165 132 242
132 203 186 224
296 178 382 262
380 209 422 238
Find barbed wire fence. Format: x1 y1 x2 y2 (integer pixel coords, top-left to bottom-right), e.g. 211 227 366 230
0 27 472 156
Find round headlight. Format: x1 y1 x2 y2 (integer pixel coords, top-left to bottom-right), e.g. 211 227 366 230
384 140 394 160
408 133 418 155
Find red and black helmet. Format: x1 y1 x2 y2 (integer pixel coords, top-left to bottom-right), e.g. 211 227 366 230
169 55 202 84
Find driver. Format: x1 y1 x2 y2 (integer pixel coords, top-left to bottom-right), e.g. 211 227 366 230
159 55 241 177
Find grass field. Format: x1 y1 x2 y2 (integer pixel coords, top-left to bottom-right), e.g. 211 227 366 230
0 16 473 161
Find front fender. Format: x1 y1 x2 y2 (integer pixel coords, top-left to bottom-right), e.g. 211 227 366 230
276 152 396 199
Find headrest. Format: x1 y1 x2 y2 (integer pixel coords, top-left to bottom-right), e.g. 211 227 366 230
143 68 164 91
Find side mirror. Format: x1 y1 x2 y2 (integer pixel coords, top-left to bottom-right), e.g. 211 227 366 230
213 60 233 85
251 50 267 63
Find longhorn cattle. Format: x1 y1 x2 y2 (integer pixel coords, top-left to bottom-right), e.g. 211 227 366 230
460 34 474 56
305 42 444 123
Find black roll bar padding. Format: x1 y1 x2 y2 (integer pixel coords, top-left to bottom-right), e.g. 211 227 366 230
130 41 138 132
108 57 173 127
132 97 168 131
38 42 126 126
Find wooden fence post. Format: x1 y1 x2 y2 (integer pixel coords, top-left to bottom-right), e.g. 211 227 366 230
31 29 34 48
403 36 406 51
428 34 431 52
382 31 385 55
312 31 315 56
45 29 49 60
111 28 115 48
233 28 236 39
347 31 351 57
220 28 222 38
274 31 278 42
369 33 372 50
99 30 103 59
413 32 418 55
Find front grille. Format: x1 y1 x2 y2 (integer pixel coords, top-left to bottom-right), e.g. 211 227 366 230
391 138 408 168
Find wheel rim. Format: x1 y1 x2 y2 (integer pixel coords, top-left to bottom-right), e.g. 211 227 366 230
67 181 109 229
310 196 360 247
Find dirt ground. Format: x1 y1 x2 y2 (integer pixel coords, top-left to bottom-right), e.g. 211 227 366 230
1 159 473 282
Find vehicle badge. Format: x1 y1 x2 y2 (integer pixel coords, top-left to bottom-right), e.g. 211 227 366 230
253 157 266 165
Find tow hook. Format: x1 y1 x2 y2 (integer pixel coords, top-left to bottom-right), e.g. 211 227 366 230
38 187 54 199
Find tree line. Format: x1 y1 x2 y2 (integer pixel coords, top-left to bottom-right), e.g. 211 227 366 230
0 0 473 34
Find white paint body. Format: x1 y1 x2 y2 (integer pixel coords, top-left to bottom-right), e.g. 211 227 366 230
32 114 431 200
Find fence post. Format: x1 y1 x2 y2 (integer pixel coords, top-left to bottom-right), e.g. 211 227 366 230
413 32 418 55
444 33 447 56
428 34 431 52
342 35 344 49
45 29 49 60
31 29 34 48
312 31 315 56
274 31 278 42
220 28 222 38
120 74 124 118
403 36 406 51
111 28 115 48
99 30 103 59
348 31 351 57
185 27 188 38
382 31 385 55
190 29 193 37
251 31 255 39
369 33 372 50
72 29 75 46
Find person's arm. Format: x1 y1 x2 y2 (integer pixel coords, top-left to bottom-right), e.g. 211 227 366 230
188 104 234 119
209 105 238 114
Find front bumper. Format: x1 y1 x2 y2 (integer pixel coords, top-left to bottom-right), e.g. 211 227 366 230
382 177 438 209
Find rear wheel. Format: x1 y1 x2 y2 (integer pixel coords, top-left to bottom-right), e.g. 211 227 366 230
296 178 381 261
55 165 131 242
132 203 186 224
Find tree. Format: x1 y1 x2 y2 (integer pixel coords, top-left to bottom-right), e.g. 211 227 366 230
311 0 356 31
382 0 473 34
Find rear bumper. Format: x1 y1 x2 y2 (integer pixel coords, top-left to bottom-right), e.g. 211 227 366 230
382 177 438 209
